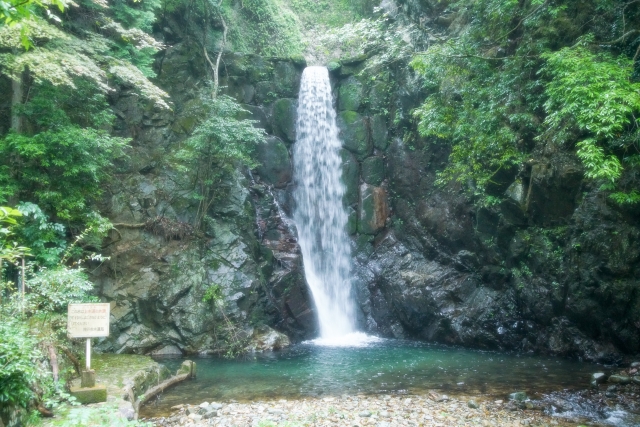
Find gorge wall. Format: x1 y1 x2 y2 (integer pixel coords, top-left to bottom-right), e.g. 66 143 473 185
94 0 640 362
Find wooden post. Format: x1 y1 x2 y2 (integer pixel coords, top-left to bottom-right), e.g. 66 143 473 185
86 338 91 371
21 257 25 315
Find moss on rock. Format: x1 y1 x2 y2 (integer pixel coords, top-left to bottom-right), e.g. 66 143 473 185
337 111 371 160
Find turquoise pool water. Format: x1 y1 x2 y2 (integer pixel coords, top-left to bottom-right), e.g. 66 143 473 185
142 338 601 416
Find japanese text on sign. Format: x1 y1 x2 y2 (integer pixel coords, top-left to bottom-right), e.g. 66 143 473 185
67 303 110 338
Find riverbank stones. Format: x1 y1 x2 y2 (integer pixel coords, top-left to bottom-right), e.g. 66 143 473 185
142 393 581 426
609 374 631 384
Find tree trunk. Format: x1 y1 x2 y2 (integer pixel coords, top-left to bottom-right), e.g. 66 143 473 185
10 71 23 133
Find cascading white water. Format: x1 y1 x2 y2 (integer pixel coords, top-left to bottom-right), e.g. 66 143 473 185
292 66 358 340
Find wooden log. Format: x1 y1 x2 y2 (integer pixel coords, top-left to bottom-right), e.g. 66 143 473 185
37 405 54 417
135 373 190 411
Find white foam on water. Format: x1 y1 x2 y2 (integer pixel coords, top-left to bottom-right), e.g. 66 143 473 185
602 409 639 426
304 332 384 348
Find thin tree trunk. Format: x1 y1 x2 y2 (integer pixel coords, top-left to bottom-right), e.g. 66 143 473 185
11 73 23 132
47 344 59 384
202 0 228 99
212 0 227 98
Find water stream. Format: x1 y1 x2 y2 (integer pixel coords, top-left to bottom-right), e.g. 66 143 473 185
292 66 358 341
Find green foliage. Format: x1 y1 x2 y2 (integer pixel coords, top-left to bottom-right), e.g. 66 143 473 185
15 202 66 266
222 0 302 57
0 318 43 409
0 0 65 25
174 95 265 226
23 266 96 315
316 16 414 68
111 0 161 33
0 14 169 107
0 79 129 222
542 43 640 144
0 202 103 423
411 0 640 202
411 43 531 193
106 0 163 78
202 283 223 305
609 190 640 204
0 0 67 49
0 206 30 262
541 42 640 196
0 127 128 221
285 0 370 28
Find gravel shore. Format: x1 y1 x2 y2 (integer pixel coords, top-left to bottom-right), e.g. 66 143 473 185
143 392 580 427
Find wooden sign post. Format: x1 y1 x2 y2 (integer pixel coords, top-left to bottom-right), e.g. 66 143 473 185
67 303 110 404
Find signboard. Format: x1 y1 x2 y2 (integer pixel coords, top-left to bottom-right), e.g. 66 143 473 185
67 303 110 338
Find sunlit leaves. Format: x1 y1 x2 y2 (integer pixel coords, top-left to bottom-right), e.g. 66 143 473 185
575 139 622 185
0 127 129 221
542 44 640 143
109 62 170 108
0 48 111 92
0 0 66 25
542 42 640 201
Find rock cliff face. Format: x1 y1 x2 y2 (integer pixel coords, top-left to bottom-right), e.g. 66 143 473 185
95 2 639 362
330 1 640 362
93 38 315 354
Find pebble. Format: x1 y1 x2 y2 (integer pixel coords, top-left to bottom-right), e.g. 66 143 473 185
143 393 574 426
609 374 631 384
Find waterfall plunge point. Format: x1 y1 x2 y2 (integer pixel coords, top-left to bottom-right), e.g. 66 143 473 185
293 66 376 347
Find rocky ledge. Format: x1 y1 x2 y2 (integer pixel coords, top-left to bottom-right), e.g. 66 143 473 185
144 393 578 427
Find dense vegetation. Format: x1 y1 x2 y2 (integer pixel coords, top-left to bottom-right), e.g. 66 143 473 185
0 0 263 422
2 0 640 423
411 0 640 205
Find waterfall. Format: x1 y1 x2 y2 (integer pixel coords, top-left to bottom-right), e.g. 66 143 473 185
292 66 357 340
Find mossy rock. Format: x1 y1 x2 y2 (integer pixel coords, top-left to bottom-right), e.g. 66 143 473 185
69 385 107 404
340 149 359 206
369 81 390 111
255 136 292 187
273 62 301 98
370 114 388 150
327 61 341 72
362 156 385 185
354 233 375 260
238 104 271 132
172 115 197 134
171 98 205 134
338 76 364 111
341 53 369 65
248 56 274 82
347 206 358 235
220 76 249 103
337 111 371 160
255 81 277 104
272 98 297 142
288 55 307 67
